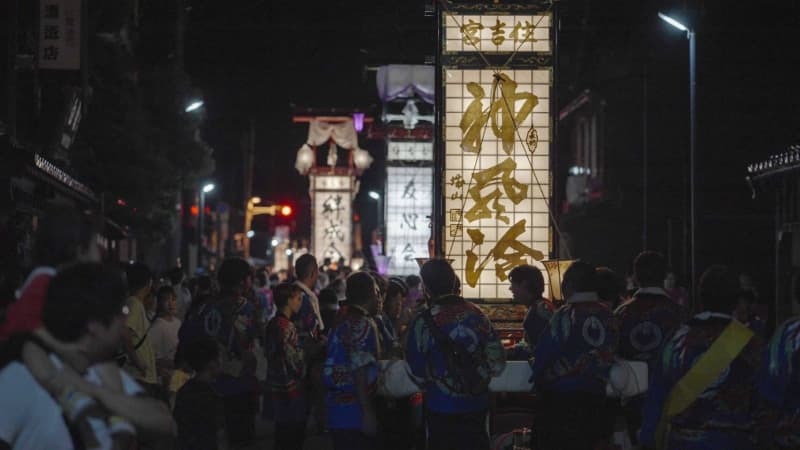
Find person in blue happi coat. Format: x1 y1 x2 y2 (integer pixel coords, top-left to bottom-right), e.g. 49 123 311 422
639 265 764 450
615 251 687 443
530 260 619 450
507 264 554 360
754 315 800 448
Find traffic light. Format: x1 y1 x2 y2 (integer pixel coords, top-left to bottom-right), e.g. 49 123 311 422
280 205 293 217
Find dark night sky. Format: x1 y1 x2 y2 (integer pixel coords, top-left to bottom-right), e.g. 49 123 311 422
183 0 800 285
184 0 433 237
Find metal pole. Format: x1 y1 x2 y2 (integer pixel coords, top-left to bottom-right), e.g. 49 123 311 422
7 0 18 141
377 195 383 246
432 0 443 258
244 202 252 259
642 62 648 251
199 191 205 269
688 30 697 305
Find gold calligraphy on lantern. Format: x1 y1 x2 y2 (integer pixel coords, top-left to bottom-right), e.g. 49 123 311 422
459 73 538 155
490 19 506 46
510 21 536 44
460 19 484 46
444 68 551 297
444 14 551 53
465 220 544 287
465 158 527 224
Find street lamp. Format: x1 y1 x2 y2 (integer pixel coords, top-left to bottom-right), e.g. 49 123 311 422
185 100 204 113
368 190 382 233
198 182 215 269
659 11 697 303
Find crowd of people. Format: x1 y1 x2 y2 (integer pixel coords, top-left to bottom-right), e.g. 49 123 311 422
0 207 798 450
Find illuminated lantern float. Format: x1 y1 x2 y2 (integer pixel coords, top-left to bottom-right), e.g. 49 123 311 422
377 65 436 276
295 118 373 266
438 2 555 308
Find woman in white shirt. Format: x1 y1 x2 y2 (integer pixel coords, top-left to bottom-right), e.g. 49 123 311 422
149 286 183 406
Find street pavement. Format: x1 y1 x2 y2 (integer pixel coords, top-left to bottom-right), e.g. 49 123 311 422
232 415 333 450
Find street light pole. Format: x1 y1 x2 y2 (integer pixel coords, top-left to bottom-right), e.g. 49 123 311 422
198 183 215 269
659 11 697 305
368 190 382 237
689 29 697 306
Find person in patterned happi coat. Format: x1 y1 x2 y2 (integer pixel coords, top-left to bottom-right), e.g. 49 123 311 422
754 315 800 448
323 271 382 450
507 264 554 360
264 283 307 450
615 251 687 443
640 265 765 450
530 260 619 450
405 259 506 450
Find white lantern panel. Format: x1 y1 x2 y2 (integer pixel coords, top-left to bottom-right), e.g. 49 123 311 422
386 166 434 276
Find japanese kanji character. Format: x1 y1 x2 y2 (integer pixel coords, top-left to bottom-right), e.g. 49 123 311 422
459 73 538 155
44 4 59 19
403 177 416 199
465 157 527 224
402 243 416 261
464 219 544 287
322 194 344 220
449 174 465 189
402 213 418 230
42 45 59 60
510 20 537 44
460 19 484 46
324 220 345 242
323 242 343 262
43 25 59 40
490 19 506 46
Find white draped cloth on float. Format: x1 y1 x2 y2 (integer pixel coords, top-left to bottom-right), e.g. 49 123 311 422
294 118 373 175
376 65 435 104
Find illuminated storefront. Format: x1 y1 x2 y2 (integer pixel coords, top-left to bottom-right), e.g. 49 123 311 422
439 3 554 301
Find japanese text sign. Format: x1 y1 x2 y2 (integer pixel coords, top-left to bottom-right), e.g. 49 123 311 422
39 0 81 70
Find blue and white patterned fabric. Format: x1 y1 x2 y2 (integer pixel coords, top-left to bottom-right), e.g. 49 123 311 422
405 295 505 414
756 316 800 448
639 313 764 450
322 305 381 430
530 292 618 395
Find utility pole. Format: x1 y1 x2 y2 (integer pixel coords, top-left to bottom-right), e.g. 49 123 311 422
242 118 255 258
642 62 648 251
6 0 18 142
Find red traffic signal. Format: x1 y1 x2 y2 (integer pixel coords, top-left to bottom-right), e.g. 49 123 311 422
280 205 293 217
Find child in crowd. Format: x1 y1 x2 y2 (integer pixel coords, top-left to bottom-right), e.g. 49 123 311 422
173 337 223 450
264 283 308 450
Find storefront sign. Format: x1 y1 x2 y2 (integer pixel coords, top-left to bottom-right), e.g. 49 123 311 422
39 0 81 70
